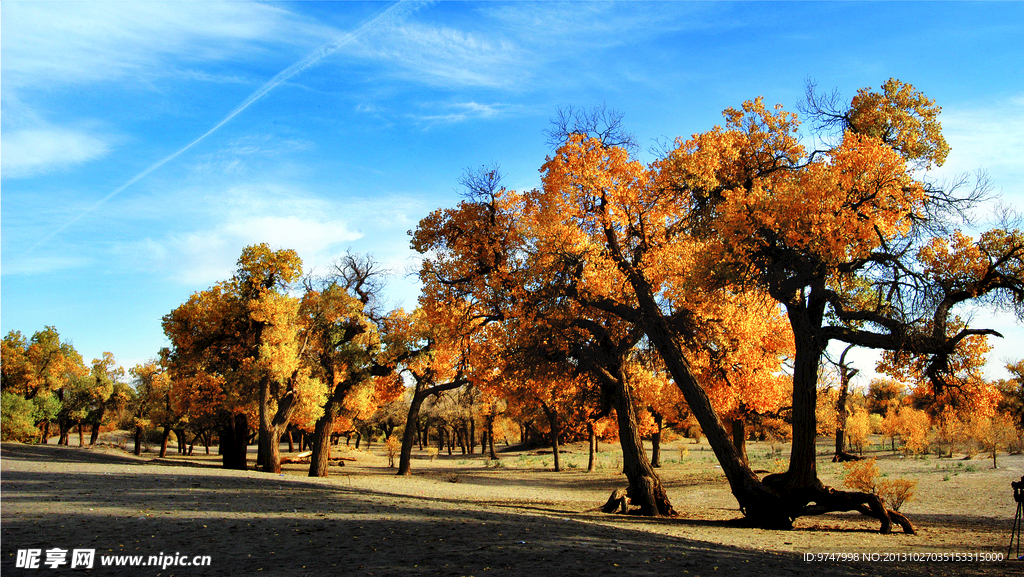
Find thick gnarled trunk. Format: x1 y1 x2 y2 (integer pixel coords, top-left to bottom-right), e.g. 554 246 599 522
220 413 249 470
609 374 674 516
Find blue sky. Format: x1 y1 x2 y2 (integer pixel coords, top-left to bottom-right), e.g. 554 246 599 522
2 1 1023 386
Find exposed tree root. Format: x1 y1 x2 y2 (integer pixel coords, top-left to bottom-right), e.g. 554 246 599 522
600 482 677 517
831 451 863 463
601 489 630 514
802 487 915 534
758 474 914 534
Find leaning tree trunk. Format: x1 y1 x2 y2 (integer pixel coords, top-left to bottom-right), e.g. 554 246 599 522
398 377 465 476
607 371 675 516
397 391 428 476
732 418 748 466
309 397 341 477
159 426 172 458
636 299 791 527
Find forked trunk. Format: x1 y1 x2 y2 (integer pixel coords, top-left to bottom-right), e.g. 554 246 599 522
257 382 299 474
540 402 561 472
176 428 187 453
89 408 105 445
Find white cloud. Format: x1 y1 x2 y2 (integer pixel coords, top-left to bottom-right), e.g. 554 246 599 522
0 253 93 276
116 183 431 289
1 1 334 90
355 19 529 88
1 127 111 178
411 101 515 125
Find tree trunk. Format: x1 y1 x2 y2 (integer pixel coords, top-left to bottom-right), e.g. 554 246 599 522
58 420 72 445
188 429 204 456
587 421 597 472
89 407 105 445
220 413 248 470
257 379 300 474
651 412 663 468
39 421 50 444
77 423 85 447
134 425 143 456
487 414 498 460
159 426 172 458
608 372 675 516
636 291 790 527
397 392 428 476
309 400 339 477
540 402 561 472
782 306 828 497
732 418 748 466
175 428 187 453
287 429 294 452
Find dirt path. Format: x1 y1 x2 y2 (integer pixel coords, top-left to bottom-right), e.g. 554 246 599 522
1 442 1019 576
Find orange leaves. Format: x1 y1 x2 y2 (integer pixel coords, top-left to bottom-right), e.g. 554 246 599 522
163 245 328 427
1 327 88 398
917 231 989 284
848 78 949 169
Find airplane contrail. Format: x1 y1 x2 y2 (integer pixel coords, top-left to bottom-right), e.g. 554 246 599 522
27 0 417 254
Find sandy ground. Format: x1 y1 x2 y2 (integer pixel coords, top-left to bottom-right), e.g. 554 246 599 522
2 437 1021 576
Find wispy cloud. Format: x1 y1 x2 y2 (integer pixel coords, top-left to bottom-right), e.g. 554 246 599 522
940 95 1024 186
410 101 516 125
117 184 362 285
1 127 111 178
1 1 335 90
20 2 415 254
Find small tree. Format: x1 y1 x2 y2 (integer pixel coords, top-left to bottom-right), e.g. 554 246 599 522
847 408 871 455
896 406 931 456
975 413 1016 469
844 458 917 511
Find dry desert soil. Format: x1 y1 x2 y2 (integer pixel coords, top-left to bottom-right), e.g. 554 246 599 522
2 436 1022 576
